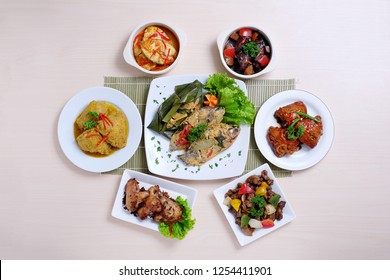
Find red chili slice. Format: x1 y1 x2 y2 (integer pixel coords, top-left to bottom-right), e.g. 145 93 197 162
176 125 192 146
96 134 109 147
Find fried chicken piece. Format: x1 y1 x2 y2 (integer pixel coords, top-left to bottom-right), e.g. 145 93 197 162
274 101 307 127
297 115 323 148
124 178 149 212
153 191 183 224
267 126 301 157
136 186 162 220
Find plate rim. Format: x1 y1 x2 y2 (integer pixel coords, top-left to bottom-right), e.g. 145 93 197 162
254 89 334 171
111 169 198 232
143 74 251 180
213 163 296 246
57 86 143 173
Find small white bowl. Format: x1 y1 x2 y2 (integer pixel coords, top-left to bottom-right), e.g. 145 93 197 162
123 21 187 75
217 25 276 79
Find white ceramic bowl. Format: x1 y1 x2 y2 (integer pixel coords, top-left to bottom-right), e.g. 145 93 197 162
123 21 187 75
217 25 276 79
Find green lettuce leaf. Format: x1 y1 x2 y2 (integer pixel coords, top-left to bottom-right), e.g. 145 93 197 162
205 73 255 125
158 196 196 240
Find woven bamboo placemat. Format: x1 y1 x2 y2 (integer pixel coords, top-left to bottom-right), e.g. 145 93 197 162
103 77 295 177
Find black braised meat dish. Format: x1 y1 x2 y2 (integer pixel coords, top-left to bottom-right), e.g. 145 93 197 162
224 170 286 236
267 101 323 157
223 27 272 75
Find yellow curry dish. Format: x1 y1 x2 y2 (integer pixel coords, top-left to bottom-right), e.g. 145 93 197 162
74 101 128 157
133 25 179 71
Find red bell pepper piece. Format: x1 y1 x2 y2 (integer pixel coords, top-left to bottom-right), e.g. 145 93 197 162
238 183 255 195
261 219 275 228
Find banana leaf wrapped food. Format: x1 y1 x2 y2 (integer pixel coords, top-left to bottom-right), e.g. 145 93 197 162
148 80 206 139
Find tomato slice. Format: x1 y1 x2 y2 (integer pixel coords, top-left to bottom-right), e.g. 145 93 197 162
223 47 235 58
176 124 192 146
239 28 252 37
257 55 270 67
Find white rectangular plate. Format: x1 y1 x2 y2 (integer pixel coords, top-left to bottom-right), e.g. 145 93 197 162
144 74 250 180
213 163 296 246
111 169 197 231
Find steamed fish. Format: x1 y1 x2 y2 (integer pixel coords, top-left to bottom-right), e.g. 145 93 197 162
178 123 240 166
181 106 224 127
169 106 226 151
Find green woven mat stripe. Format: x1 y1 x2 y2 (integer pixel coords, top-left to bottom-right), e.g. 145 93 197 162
103 77 295 177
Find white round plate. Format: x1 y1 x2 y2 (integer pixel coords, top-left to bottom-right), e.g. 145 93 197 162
254 89 334 171
58 87 142 173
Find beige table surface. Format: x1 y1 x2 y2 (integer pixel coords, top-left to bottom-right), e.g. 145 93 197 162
1 0 390 260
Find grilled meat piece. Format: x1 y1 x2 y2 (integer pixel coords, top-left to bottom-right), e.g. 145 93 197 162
267 126 301 158
297 116 323 148
274 101 307 127
153 191 183 224
124 178 149 212
123 179 184 224
136 186 162 220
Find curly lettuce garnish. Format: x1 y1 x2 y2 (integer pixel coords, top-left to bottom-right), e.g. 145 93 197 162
205 73 256 125
158 196 196 240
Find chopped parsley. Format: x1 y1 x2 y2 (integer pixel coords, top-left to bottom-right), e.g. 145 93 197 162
187 124 208 142
242 42 260 58
84 120 98 129
83 111 99 129
250 195 266 218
